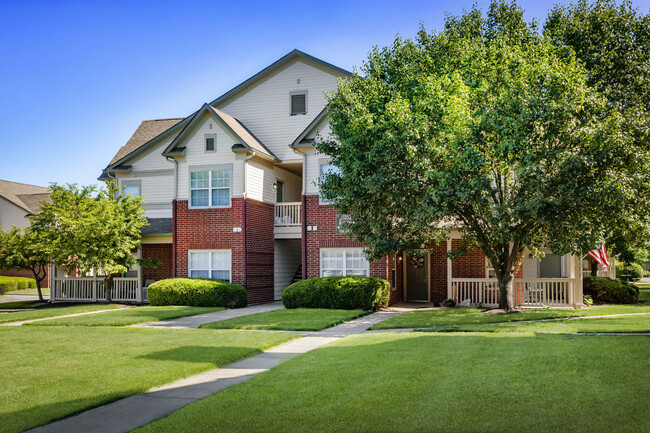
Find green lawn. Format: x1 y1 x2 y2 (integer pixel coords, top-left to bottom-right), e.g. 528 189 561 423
27 306 224 326
1 287 51 296
372 287 650 330
0 300 48 309
0 304 124 324
200 308 369 331
135 332 650 433
421 314 650 334
0 327 298 433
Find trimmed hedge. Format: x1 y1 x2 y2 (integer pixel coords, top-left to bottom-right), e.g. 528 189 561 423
147 278 247 308
616 261 644 281
282 276 390 311
583 276 639 304
0 276 37 292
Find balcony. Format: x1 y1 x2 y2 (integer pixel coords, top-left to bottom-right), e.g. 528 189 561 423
274 202 301 238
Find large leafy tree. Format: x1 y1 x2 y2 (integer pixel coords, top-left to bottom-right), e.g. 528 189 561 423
0 227 52 301
545 0 650 264
318 0 650 310
30 182 148 303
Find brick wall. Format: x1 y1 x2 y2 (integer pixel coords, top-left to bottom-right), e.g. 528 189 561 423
451 239 487 279
304 195 386 280
244 199 275 304
174 199 245 285
141 243 173 285
0 267 50 288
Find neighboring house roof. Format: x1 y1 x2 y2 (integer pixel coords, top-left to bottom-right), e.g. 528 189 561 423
290 106 329 149
163 104 278 160
109 118 185 165
0 180 51 215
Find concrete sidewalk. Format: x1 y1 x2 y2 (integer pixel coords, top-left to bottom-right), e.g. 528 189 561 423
133 301 286 329
27 309 402 433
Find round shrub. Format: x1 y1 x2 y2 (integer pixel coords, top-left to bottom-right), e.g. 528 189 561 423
583 276 639 304
616 262 644 281
147 278 247 308
282 276 390 310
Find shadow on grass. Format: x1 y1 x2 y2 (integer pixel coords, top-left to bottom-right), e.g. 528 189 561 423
138 346 260 364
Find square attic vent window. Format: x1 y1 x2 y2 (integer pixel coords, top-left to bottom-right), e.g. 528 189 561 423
291 93 306 115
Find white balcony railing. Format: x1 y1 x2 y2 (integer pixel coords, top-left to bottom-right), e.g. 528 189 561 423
450 278 574 307
274 202 301 227
52 277 141 303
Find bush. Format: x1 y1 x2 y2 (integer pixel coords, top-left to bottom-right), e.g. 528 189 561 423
583 276 639 304
442 298 456 308
616 261 644 281
147 278 247 308
0 276 36 292
282 276 390 310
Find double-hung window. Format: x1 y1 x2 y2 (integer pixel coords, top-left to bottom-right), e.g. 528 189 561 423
122 180 141 198
188 250 231 282
319 162 340 204
190 169 231 207
320 248 369 277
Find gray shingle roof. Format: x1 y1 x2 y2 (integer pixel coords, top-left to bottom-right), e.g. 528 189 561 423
0 180 51 214
109 118 184 165
141 218 172 235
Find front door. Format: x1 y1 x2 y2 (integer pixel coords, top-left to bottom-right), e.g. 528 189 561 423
406 252 429 301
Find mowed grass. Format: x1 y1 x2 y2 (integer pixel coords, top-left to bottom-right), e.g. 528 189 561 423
421 314 650 334
135 332 650 433
0 327 298 433
26 306 224 326
0 304 124 324
372 287 650 330
200 308 369 331
1 287 51 296
0 300 49 309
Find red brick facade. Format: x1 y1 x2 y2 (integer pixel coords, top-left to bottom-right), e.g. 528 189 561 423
0 267 50 288
141 243 173 285
173 198 274 304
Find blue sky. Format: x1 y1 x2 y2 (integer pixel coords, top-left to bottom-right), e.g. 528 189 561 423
1 0 649 188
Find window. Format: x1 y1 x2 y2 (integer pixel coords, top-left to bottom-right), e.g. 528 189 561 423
189 250 231 282
486 259 496 279
122 181 140 197
290 93 307 115
205 134 216 152
320 248 369 277
190 169 231 207
319 162 340 204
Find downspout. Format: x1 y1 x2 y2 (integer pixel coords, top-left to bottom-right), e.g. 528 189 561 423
166 157 178 277
293 149 307 281
242 151 257 289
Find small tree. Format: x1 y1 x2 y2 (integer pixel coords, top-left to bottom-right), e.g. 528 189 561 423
0 227 52 302
30 182 148 303
318 1 650 310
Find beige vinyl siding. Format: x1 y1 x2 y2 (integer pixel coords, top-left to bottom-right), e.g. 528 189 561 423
116 174 174 219
0 196 30 230
273 166 301 202
274 239 301 300
303 148 323 195
128 135 177 172
216 58 342 161
176 114 245 201
246 159 276 203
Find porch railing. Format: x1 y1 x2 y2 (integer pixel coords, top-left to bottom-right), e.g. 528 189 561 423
52 277 141 303
450 278 574 307
274 202 301 226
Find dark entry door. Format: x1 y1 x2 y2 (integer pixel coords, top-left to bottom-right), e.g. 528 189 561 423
406 253 429 301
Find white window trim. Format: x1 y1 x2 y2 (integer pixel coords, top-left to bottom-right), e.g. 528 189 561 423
121 180 141 198
486 258 496 279
188 164 232 209
188 249 232 282
319 248 370 277
290 90 308 115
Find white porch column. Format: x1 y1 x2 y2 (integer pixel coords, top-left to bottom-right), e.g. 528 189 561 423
573 254 583 309
50 263 56 303
447 239 452 299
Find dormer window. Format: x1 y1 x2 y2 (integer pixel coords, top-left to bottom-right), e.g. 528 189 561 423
205 134 216 152
290 91 307 115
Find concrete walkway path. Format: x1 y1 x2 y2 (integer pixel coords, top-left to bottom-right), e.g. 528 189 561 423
133 301 286 329
27 309 402 433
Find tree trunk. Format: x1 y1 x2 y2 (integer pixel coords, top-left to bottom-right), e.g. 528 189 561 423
105 274 113 303
497 274 515 311
35 280 44 302
590 260 598 277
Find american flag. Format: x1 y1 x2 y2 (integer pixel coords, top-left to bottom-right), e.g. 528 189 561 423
588 244 609 268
